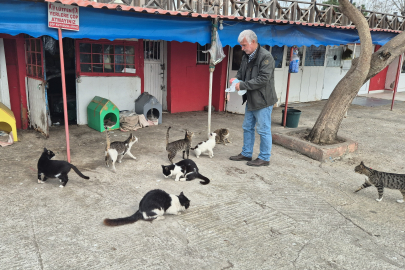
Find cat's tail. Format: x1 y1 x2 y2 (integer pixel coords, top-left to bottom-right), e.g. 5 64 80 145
197 173 210 185
103 210 143 226
70 165 90 179
166 126 171 147
104 125 111 151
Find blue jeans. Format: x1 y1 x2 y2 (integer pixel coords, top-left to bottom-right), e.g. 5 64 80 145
241 105 273 161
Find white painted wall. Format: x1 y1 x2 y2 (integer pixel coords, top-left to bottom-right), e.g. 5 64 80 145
398 73 405 92
76 76 141 125
0 38 11 109
385 57 400 90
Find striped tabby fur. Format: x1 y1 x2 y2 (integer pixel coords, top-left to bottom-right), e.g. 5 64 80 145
166 127 194 164
354 161 405 203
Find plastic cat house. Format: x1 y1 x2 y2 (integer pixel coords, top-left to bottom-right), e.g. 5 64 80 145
135 92 162 124
87 96 120 132
0 102 18 141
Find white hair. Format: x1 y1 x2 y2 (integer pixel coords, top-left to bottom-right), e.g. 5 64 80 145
238 30 258 44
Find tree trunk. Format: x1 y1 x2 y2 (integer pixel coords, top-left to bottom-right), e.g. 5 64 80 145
361 31 405 83
307 0 373 144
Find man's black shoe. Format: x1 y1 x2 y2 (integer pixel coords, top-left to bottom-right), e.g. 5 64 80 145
229 153 252 161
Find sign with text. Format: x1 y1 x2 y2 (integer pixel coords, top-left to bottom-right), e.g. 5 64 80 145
48 2 79 31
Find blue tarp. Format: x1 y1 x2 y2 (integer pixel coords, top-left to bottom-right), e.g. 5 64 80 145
218 21 397 47
0 0 398 47
0 0 212 44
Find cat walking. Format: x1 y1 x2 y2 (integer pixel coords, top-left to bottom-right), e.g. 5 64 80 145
191 132 216 158
37 148 89 188
103 189 190 226
166 127 194 164
354 161 405 203
105 126 138 172
161 159 210 185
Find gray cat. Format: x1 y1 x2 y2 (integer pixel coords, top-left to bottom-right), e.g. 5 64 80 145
165 127 194 164
105 126 138 172
354 161 405 203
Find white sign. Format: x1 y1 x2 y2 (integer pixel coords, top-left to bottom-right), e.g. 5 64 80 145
48 3 79 31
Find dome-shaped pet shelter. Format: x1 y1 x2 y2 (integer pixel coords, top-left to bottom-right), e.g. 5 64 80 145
135 92 162 124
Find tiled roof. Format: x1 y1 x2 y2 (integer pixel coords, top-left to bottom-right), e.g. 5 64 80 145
45 0 402 34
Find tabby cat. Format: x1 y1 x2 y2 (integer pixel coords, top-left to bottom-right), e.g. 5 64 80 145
161 159 210 185
214 128 231 145
103 189 190 226
165 127 194 164
354 161 405 203
105 126 138 172
37 148 89 188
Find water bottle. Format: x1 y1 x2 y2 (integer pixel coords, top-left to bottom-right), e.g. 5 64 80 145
289 50 300 73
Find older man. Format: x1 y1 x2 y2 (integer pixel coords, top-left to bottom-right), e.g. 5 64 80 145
229 30 277 166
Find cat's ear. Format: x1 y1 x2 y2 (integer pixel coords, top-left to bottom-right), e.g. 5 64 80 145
360 161 364 166
180 192 184 196
44 147 47 152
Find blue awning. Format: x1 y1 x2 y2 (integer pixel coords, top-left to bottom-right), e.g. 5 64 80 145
218 21 397 47
0 0 212 44
0 0 398 47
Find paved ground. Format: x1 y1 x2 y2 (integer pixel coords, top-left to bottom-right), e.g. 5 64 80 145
1 96 405 269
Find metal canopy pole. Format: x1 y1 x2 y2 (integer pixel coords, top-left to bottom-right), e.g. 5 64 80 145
207 4 219 136
283 47 294 128
58 28 71 162
391 54 403 111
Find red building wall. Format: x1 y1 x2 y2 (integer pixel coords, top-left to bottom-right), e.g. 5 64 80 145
167 41 228 113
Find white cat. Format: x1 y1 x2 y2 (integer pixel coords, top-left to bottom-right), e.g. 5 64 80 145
191 132 216 158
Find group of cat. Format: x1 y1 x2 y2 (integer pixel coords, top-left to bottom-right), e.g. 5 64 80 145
36 125 231 226
37 125 405 227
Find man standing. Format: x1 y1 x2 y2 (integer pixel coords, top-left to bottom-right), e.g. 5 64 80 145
229 30 277 166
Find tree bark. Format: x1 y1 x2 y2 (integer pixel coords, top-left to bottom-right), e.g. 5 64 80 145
307 0 373 144
361 31 405 83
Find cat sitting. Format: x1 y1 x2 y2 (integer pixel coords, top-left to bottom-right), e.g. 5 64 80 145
213 128 231 145
161 159 210 185
105 126 138 173
103 189 190 226
354 161 405 203
37 148 89 188
191 132 216 158
166 127 194 164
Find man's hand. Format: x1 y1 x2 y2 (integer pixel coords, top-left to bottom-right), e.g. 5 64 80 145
235 82 240 91
229 78 236 84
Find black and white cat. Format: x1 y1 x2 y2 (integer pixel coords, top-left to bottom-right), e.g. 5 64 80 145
191 132 216 158
103 189 190 226
161 159 210 185
37 148 90 188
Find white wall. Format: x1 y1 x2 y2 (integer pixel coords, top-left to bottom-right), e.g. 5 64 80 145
0 38 11 109
398 73 405 92
385 57 400 90
76 76 141 125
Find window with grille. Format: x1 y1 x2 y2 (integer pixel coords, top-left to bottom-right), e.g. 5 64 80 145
326 46 343 67
143 40 161 61
286 46 304 67
271 46 284 68
197 43 209 64
305 45 326 67
76 40 139 76
24 35 44 79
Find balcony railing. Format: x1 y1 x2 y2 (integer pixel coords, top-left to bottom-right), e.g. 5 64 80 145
95 0 405 31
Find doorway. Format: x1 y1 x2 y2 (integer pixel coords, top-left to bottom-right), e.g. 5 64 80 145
43 36 77 126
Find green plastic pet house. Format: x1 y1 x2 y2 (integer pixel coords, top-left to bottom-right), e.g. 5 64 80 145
87 96 119 132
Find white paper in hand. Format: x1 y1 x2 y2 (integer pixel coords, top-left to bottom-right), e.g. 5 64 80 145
225 79 247 96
